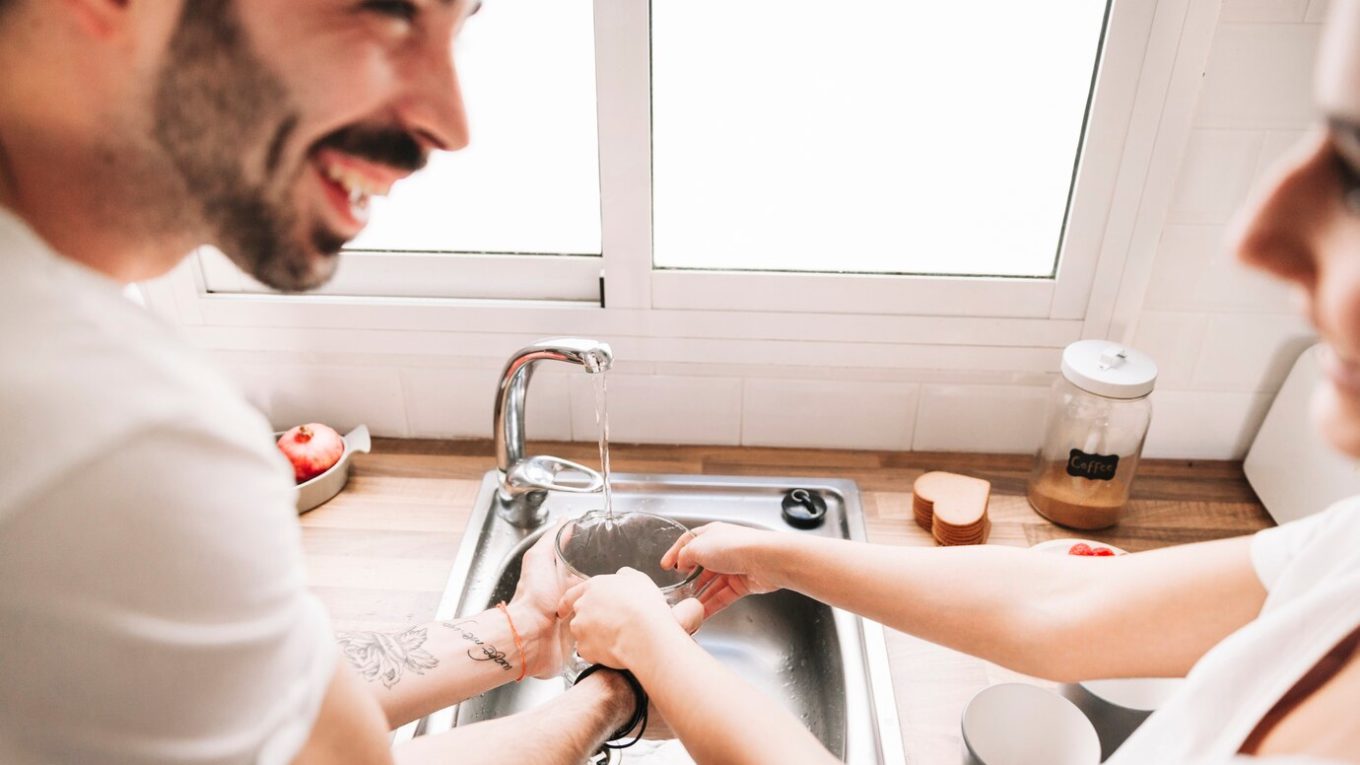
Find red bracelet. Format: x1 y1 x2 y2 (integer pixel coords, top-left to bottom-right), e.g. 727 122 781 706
497 602 527 682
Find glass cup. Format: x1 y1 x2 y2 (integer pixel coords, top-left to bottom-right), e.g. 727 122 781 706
555 510 701 679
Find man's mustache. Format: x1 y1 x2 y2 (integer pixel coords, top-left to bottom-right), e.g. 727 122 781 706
316 125 428 172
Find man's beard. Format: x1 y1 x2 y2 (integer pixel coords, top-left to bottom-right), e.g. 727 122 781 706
151 0 338 292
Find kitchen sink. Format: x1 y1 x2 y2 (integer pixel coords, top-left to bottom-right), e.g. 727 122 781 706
393 472 905 763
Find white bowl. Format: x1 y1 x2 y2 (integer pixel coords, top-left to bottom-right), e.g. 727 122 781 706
962 683 1100 765
1030 538 1128 556
1061 677 1183 759
275 424 371 514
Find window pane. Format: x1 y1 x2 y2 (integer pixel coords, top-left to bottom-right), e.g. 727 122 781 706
348 0 601 256
652 0 1108 277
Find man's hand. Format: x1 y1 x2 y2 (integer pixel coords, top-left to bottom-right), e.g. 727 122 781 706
661 522 783 618
557 568 703 670
507 520 571 678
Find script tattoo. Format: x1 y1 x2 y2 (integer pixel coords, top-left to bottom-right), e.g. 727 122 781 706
439 619 514 672
336 626 439 689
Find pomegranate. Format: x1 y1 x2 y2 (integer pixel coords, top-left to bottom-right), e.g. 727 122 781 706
277 423 345 483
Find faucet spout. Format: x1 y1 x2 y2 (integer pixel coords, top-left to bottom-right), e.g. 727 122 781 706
492 338 613 527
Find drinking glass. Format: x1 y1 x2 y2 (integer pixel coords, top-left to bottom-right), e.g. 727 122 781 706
555 510 701 679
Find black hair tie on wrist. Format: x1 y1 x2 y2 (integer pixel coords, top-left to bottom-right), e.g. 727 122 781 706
573 664 649 751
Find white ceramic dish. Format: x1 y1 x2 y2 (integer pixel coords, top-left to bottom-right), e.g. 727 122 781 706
1030 538 1128 556
961 682 1100 765
274 424 371 514
1061 678 1183 760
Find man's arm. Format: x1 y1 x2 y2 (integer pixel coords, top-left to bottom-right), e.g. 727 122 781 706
668 524 1268 681
334 602 551 729
292 655 633 765
338 522 568 728
394 670 633 765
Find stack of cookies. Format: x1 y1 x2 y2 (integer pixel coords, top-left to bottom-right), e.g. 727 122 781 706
912 471 992 546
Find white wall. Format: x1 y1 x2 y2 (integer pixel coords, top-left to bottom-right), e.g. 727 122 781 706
1131 0 1325 458
210 0 1327 459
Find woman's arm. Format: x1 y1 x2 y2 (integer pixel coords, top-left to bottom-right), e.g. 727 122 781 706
561 570 840 765
667 524 1268 681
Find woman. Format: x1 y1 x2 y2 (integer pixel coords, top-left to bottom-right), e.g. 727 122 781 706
559 2 1360 763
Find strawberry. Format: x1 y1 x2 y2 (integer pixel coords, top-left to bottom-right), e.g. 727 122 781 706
1091 547 1116 557
1068 543 1093 556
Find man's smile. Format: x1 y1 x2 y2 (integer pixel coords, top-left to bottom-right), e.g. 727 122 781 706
310 146 418 239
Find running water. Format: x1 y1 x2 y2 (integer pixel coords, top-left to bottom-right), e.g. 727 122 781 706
593 369 615 520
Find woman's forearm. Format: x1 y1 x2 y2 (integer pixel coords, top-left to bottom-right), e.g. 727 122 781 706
629 627 838 765
760 534 1264 681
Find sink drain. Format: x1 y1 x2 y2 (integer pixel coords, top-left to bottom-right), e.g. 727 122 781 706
781 488 828 529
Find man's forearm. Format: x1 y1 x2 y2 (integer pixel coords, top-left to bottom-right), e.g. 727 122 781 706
392 671 633 765
336 603 550 728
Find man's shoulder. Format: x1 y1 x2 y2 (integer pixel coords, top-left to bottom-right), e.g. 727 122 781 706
0 266 271 516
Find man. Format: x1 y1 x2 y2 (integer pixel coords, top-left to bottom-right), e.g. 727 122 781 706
0 1 671 762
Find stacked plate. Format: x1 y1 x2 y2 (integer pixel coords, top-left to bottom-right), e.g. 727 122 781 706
913 471 992 546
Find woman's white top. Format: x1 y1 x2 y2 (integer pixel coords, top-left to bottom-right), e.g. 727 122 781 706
1108 497 1360 763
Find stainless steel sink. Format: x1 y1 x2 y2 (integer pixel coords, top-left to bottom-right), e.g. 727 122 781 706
393 472 905 763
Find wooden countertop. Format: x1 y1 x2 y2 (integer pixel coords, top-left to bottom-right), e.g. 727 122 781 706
300 439 1271 763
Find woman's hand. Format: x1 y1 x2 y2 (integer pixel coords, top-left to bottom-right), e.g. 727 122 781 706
558 568 703 670
661 522 784 618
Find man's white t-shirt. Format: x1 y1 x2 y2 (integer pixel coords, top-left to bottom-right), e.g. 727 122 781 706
1108 497 1360 763
0 209 337 764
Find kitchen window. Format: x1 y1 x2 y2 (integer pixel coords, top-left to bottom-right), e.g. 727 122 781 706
152 0 1212 371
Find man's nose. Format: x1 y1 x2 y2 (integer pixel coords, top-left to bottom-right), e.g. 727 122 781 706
1229 130 1329 291
396 39 470 153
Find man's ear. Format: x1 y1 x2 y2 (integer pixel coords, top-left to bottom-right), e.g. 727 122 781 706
59 0 132 40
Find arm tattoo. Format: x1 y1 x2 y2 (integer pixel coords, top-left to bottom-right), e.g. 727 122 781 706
336 626 439 689
439 619 514 672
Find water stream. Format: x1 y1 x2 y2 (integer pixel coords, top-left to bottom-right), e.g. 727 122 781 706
593 370 614 519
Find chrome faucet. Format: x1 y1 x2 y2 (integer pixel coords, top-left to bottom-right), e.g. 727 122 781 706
493 338 613 528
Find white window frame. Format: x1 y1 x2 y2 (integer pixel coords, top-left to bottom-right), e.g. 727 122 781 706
142 0 1220 374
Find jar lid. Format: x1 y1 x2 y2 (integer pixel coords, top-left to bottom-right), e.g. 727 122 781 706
1061 340 1158 399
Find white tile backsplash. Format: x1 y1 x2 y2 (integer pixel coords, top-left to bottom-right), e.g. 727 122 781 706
1196 23 1322 130
400 365 573 441
223 361 409 437
1197 239 1301 313
742 379 918 451
1220 0 1310 23
1132 312 1210 389
1146 225 1220 311
569 375 743 446
912 385 1049 454
1192 314 1317 391
1167 130 1264 224
1143 390 1274 459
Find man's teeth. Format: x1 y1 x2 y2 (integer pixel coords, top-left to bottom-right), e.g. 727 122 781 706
323 163 387 209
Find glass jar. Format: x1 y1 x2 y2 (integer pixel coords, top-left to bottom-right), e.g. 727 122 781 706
1027 341 1157 530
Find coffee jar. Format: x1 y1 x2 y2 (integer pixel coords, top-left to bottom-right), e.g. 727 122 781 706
1027 340 1157 530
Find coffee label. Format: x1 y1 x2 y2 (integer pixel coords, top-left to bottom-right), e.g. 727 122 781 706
1066 448 1119 481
